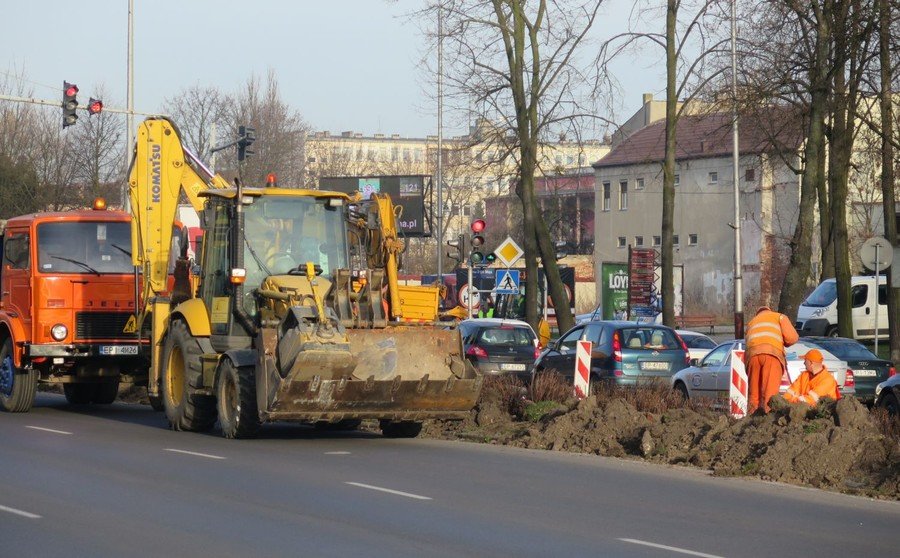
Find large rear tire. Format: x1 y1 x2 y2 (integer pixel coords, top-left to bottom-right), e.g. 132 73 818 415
63 383 96 405
93 381 120 405
0 337 37 413
216 359 260 439
380 420 423 439
161 319 216 432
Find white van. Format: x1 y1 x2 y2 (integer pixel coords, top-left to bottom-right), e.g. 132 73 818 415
795 275 888 340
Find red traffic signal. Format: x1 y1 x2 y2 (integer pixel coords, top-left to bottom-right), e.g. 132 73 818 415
471 219 486 234
62 81 79 128
87 98 103 115
65 83 79 98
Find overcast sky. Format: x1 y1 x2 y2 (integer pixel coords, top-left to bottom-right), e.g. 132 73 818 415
1 0 666 139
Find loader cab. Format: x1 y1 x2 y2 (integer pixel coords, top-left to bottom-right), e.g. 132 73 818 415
198 192 350 338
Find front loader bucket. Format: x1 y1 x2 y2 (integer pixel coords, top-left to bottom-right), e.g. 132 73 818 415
346 325 471 382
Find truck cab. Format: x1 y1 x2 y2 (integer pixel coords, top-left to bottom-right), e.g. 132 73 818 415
0 202 147 412
796 275 888 340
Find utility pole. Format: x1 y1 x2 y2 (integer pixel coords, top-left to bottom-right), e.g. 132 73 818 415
436 4 444 280
124 0 135 212
731 0 744 338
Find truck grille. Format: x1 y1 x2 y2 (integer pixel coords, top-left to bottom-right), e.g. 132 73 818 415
75 312 138 340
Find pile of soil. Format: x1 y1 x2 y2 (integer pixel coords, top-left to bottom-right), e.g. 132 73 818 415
421 392 900 499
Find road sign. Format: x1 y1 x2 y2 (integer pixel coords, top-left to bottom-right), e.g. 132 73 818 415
574 340 592 399
458 283 481 309
494 237 524 267
860 236 893 271
729 350 747 419
494 269 520 294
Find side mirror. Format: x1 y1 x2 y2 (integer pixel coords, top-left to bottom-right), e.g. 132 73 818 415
690 357 700 367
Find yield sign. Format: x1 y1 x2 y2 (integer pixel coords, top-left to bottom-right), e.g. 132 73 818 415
494 269 520 294
494 236 524 267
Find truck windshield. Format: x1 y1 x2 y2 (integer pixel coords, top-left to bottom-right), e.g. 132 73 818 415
803 281 837 307
242 196 347 285
37 221 132 274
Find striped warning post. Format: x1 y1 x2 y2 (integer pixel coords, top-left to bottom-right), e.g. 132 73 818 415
729 350 747 418
574 340 593 399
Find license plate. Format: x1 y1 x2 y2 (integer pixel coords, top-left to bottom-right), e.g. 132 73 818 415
500 363 527 371
99 345 139 356
640 361 668 371
853 369 877 377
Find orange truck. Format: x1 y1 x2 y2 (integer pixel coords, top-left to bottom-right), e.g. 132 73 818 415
0 200 148 412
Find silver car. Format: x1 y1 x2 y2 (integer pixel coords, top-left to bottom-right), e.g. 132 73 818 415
671 340 855 407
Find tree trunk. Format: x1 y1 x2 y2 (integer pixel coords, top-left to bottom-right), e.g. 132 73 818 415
661 0 677 327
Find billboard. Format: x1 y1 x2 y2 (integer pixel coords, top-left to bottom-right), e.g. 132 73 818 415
600 262 629 320
320 175 430 237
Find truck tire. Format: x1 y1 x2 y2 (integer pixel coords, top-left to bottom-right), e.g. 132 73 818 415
0 337 37 413
380 420 423 438
161 319 216 432
63 383 96 405
93 381 120 405
216 358 260 439
148 392 164 412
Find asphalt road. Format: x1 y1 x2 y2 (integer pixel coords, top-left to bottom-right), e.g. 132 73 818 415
1 393 897 557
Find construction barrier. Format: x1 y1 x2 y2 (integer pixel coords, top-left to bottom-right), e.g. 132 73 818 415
574 340 592 399
729 350 747 418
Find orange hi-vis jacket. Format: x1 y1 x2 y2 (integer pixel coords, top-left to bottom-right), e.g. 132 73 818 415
744 309 799 369
784 367 841 406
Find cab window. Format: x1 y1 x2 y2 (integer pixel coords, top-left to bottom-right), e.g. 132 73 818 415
3 233 30 269
851 285 868 308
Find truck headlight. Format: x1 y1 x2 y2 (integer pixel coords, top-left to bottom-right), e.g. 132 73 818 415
51 324 68 341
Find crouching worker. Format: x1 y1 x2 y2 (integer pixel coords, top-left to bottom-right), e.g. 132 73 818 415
783 349 841 406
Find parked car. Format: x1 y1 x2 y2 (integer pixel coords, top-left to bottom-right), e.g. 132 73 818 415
671 340 856 407
458 318 539 381
677 330 716 364
534 320 690 386
874 375 900 415
803 336 895 404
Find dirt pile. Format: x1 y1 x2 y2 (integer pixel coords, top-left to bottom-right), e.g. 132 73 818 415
422 381 900 499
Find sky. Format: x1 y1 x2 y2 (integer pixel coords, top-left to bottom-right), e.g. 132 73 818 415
0 0 666 140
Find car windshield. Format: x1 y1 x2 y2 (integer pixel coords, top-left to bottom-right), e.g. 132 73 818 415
478 326 535 347
813 340 876 360
37 221 132 274
620 327 680 350
803 281 837 307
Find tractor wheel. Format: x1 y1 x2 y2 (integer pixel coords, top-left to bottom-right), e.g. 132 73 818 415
161 319 216 432
64 383 96 405
216 359 260 439
93 381 120 405
314 419 363 431
0 337 37 413
380 420 423 439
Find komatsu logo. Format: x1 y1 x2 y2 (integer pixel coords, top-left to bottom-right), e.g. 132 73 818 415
151 144 161 203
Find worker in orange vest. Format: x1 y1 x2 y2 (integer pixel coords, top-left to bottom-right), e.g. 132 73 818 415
783 349 841 405
744 305 800 413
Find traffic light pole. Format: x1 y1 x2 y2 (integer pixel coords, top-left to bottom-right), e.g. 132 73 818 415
0 94 161 116
467 265 474 319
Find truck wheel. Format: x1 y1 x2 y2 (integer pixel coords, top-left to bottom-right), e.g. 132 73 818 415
216 359 260 439
93 381 120 405
148 392 164 412
0 338 37 413
380 420 423 438
63 384 96 405
161 319 216 432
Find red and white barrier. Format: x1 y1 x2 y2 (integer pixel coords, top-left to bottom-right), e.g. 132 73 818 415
729 350 747 418
574 340 592 399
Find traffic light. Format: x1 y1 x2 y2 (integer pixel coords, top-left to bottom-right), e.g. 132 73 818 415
237 125 256 161
62 81 79 128
87 98 103 116
446 234 467 264
469 218 486 266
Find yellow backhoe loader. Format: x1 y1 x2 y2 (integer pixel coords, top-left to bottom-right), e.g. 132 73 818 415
129 117 481 438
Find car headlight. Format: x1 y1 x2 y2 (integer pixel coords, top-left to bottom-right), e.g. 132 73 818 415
811 308 825 318
50 324 68 341
875 384 883 397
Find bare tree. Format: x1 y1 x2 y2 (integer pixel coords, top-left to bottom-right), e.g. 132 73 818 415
161 85 228 162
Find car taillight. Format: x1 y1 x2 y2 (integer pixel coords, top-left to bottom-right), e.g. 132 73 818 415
534 345 542 360
675 333 690 365
844 370 855 388
612 332 622 362
466 345 488 358
890 367 897 377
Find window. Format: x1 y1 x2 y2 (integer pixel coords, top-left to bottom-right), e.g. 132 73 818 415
558 326 585 352
636 178 644 190
674 174 680 187
634 235 644 247
745 168 756 182
702 344 732 367
619 180 628 210
602 182 611 211
851 285 868 308
617 236 626 248
391 147 399 162
879 284 887 306
688 233 698 246
708 172 718 184
652 235 661 247
673 235 680 246
3 233 30 269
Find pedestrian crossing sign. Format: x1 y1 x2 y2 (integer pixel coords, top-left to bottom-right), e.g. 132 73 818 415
494 269 520 294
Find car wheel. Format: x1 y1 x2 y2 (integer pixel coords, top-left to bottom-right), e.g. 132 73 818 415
826 326 839 338
880 392 899 416
674 381 690 402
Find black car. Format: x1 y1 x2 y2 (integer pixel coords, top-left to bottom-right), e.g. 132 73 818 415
458 319 539 381
534 320 690 386
804 336 895 404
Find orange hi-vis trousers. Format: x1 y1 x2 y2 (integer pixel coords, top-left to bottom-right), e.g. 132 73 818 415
747 354 784 414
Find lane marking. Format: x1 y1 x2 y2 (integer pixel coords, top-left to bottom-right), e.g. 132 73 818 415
164 448 226 460
25 426 72 435
345 482 432 500
325 451 351 455
0 504 42 519
618 538 725 558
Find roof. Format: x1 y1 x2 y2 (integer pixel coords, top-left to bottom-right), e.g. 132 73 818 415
5 209 131 226
593 109 802 169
